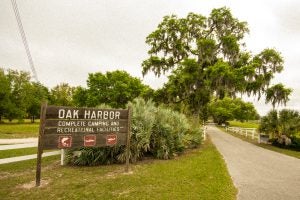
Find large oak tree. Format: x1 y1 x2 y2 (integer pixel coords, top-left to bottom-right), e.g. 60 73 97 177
142 7 291 117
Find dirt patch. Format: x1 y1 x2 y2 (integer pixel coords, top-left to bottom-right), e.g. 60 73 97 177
0 171 12 180
0 160 60 180
18 179 50 189
105 167 134 179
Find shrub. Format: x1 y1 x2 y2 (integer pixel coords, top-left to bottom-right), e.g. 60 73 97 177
269 136 300 151
66 98 202 166
290 137 300 151
117 98 156 162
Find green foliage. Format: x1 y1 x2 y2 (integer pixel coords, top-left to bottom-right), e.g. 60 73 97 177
4 69 31 121
49 83 74 106
0 68 11 121
259 109 300 139
150 107 187 159
71 86 88 107
67 98 202 166
209 97 258 124
278 109 300 137
124 98 156 162
266 83 292 109
259 110 279 138
0 68 49 122
142 7 291 117
85 70 149 108
25 82 49 122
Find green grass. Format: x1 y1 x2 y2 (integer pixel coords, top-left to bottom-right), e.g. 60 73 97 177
0 154 60 173
256 143 300 159
0 147 38 159
0 122 39 138
0 139 237 200
0 147 54 159
228 120 259 129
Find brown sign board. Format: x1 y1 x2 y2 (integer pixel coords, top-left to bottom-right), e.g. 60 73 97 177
41 105 129 149
36 104 132 187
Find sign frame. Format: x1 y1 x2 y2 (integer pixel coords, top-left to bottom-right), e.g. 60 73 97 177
35 103 131 187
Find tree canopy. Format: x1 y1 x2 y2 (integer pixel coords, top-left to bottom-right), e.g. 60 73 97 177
142 7 291 117
265 83 292 109
49 83 74 106
0 68 49 122
75 70 152 108
209 97 259 124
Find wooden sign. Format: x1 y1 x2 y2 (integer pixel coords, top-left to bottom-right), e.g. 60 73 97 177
41 106 129 149
36 103 131 187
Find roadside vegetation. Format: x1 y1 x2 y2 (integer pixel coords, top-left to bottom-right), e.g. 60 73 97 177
224 119 300 159
0 138 237 200
66 98 202 165
223 128 300 159
259 109 300 151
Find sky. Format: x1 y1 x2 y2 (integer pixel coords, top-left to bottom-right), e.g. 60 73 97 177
1 0 300 115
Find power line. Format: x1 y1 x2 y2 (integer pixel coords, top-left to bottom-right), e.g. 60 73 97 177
11 0 39 82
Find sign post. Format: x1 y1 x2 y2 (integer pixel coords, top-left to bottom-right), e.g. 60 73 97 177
36 105 131 186
36 102 47 187
125 106 131 173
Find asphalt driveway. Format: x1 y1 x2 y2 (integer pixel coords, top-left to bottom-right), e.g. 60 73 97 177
207 125 300 200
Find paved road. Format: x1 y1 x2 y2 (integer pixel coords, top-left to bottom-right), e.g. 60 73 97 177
207 125 300 200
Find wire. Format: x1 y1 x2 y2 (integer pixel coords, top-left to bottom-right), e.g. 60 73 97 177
11 0 39 82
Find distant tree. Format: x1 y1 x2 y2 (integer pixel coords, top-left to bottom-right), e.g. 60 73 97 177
72 86 88 107
25 82 49 122
49 83 75 106
209 97 258 124
265 84 292 109
5 69 31 121
142 7 290 117
0 68 11 122
233 98 259 122
259 110 279 138
259 109 300 139
86 70 148 108
139 85 155 102
278 109 300 137
209 98 235 124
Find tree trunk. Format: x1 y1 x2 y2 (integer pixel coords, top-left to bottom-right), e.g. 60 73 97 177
31 116 35 123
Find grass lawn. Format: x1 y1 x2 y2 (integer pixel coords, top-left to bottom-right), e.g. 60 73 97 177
228 120 259 129
0 122 39 138
0 147 38 159
0 138 237 200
